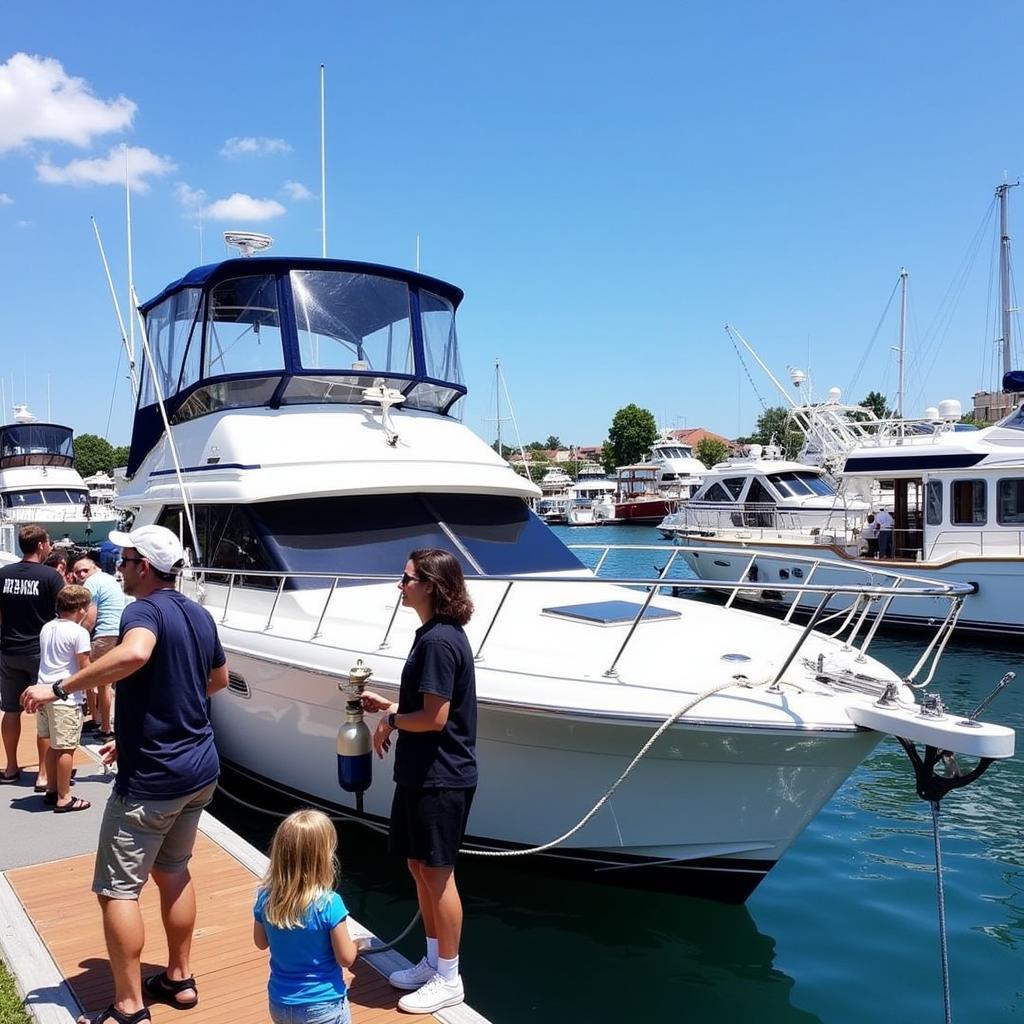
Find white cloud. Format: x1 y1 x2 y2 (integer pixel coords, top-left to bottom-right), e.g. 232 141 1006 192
0 53 135 153
16 220 32 229
36 145 177 193
175 182 208 213
283 180 314 200
219 136 292 159
0 193 13 205
203 193 286 221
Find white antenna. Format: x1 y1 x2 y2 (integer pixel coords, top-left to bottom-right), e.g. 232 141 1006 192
416 235 421 272
320 63 327 258
92 216 140 399
125 145 136 375
224 231 273 258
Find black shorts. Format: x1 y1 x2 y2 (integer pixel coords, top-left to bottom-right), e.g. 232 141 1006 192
389 784 476 867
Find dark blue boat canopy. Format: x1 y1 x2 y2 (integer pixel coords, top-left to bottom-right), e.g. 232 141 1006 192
129 258 466 475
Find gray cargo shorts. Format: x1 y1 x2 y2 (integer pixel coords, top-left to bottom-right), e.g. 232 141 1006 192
92 781 217 899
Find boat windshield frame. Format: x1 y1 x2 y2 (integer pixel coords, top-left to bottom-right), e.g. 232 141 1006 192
129 258 466 475
0 423 75 469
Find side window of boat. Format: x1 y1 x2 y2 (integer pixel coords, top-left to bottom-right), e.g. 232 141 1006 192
925 481 943 526
996 479 1024 525
723 478 745 499
746 479 775 505
705 483 732 502
950 480 986 525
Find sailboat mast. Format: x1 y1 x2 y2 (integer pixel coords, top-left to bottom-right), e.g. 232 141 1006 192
997 181 1018 378
897 266 908 416
494 359 502 456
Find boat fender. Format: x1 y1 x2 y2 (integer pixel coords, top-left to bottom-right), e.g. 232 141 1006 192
337 661 374 796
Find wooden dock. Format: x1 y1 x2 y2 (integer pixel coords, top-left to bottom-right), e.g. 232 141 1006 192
0 720 488 1024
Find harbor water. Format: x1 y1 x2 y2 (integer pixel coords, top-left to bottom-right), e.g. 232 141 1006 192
211 524 1024 1023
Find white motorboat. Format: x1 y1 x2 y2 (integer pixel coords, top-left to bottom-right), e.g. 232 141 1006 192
673 390 1024 636
645 431 705 498
0 406 121 547
565 463 617 525
115 254 1013 901
84 470 118 504
657 444 869 542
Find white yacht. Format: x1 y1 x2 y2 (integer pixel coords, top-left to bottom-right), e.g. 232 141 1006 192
115 255 1013 901
658 444 869 543
84 470 118 504
0 406 120 546
672 388 1024 636
645 431 706 497
565 462 617 525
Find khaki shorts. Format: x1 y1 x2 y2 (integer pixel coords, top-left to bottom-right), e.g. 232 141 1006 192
36 702 84 749
90 635 118 660
92 781 217 900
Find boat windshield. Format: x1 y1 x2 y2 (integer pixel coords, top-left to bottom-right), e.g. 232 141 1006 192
767 471 836 497
0 425 74 468
2 489 88 506
996 403 1024 431
249 494 583 584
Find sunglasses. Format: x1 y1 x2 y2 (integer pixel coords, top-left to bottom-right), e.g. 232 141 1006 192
400 572 422 586
118 556 145 568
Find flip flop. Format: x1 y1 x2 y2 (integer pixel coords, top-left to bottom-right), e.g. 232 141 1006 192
142 971 199 1010
77 1004 151 1024
0 771 21 785
54 796 91 813
34 768 75 793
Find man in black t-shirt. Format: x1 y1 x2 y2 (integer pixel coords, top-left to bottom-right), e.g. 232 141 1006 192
1 524 63 785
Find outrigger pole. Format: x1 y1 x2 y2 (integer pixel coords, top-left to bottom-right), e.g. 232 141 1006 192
91 216 139 401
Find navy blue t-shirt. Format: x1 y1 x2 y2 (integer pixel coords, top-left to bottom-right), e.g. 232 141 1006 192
394 617 477 789
114 587 225 799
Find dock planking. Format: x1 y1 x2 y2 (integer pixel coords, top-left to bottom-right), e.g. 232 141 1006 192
1 716 479 1024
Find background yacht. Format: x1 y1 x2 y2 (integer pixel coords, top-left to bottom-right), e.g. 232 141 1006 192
114 254 1011 900
0 405 120 547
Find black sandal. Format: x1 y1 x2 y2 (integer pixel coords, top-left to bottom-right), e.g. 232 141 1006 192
78 1004 151 1024
54 796 91 813
142 972 198 1010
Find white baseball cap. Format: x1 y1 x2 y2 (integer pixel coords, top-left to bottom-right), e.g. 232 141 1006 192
108 525 185 574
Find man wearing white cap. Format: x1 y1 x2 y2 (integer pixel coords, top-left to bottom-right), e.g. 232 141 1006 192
23 524 229 1024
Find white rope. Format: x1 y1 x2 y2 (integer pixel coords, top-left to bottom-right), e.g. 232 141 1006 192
462 676 753 858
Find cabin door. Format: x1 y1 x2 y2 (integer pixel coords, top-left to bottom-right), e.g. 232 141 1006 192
894 478 923 559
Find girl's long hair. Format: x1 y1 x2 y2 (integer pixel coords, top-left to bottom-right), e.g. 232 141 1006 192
410 548 474 626
260 809 338 928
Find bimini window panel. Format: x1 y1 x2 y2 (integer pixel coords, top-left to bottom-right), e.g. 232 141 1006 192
0 424 75 469
157 494 584 590
129 259 466 476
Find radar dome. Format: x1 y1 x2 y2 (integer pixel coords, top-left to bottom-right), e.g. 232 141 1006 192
937 399 962 419
924 406 939 420
790 368 807 388
828 387 842 403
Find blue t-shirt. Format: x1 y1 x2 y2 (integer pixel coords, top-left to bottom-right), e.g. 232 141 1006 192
85 570 125 637
114 587 225 799
394 617 478 789
253 889 348 1005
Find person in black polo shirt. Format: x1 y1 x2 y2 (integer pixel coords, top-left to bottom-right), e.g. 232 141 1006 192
1 524 63 787
361 548 477 1015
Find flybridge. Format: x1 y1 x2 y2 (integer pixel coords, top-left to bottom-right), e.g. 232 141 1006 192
128 257 467 476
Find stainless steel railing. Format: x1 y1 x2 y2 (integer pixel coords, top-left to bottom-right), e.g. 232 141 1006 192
184 542 972 690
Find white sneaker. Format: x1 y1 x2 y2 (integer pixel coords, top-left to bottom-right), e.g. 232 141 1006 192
388 957 437 991
397 973 465 1014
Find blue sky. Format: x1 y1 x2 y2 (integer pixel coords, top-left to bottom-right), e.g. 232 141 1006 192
2 2 1022 451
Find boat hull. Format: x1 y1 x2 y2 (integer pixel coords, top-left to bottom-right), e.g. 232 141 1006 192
212 648 881 903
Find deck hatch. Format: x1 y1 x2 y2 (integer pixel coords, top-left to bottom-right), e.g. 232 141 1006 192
541 600 681 625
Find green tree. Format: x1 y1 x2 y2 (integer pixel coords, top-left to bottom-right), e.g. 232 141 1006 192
544 435 562 450
695 437 730 468
605 404 658 471
74 434 115 477
111 445 130 468
750 406 804 460
859 391 891 420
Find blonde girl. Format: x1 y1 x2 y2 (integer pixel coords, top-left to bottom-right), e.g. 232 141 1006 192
254 810 358 1024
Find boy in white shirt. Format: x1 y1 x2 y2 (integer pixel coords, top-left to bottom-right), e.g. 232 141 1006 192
37 584 92 812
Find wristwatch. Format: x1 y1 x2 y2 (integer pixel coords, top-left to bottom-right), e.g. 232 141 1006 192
387 712 398 730
52 680 69 700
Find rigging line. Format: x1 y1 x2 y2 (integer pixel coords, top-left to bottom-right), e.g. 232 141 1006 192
724 330 770 413
104 344 125 440
846 274 901 400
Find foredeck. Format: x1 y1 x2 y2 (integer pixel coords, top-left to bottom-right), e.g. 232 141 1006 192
0 723 486 1024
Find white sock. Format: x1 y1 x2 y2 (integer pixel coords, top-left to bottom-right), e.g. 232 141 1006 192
426 937 439 969
437 955 459 984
